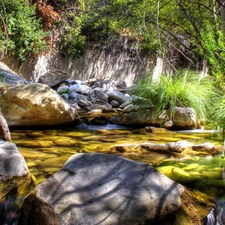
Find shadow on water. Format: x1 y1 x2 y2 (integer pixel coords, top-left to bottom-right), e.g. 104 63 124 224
7 125 225 224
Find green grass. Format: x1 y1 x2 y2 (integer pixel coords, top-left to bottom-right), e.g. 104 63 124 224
129 71 219 121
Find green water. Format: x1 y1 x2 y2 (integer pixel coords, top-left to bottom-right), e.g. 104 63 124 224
10 124 225 200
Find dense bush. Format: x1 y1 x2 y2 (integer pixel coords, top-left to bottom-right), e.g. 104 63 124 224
129 71 219 121
0 0 48 61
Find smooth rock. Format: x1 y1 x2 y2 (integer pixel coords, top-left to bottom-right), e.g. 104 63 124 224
0 83 76 126
18 153 215 225
38 69 68 87
106 90 132 104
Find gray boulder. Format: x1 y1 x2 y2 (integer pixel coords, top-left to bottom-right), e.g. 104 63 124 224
38 69 68 87
90 89 108 102
123 104 137 112
119 100 132 109
166 107 199 129
0 141 29 181
79 84 92 95
0 141 32 200
78 98 93 107
110 100 120 108
18 153 215 225
69 84 92 95
69 83 80 93
106 90 132 104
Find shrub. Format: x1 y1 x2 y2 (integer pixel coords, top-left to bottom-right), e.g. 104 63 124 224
0 0 48 61
129 71 218 121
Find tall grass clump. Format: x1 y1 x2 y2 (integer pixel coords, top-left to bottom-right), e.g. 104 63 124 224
210 96 225 130
129 71 219 121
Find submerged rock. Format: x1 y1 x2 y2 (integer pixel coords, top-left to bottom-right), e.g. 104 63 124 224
18 153 215 225
112 140 221 156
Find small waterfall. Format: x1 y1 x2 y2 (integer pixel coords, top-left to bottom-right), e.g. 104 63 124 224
205 204 223 225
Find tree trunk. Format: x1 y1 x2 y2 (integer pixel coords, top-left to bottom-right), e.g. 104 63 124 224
218 0 225 36
152 57 163 84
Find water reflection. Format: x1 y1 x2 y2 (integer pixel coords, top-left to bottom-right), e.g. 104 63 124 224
9 124 225 223
10 125 224 185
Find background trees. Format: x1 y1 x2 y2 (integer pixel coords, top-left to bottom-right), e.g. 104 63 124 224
1 0 225 77
78 0 225 78
1 0 225 128
0 0 48 61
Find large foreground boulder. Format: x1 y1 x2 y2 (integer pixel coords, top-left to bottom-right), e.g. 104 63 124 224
18 153 215 225
0 83 76 126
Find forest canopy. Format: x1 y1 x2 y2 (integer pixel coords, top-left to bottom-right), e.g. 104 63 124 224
0 0 225 76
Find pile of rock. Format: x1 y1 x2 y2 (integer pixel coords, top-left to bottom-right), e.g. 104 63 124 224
0 65 200 129
55 79 152 115
52 78 199 129
38 69 199 129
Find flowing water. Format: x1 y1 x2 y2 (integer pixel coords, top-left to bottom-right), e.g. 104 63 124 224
9 124 225 224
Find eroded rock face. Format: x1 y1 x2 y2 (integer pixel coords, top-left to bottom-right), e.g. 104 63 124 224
0 83 76 126
18 153 215 225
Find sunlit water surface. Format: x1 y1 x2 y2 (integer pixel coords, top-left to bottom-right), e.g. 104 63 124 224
10 124 225 223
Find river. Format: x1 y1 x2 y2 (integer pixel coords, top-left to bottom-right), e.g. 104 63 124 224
9 123 225 224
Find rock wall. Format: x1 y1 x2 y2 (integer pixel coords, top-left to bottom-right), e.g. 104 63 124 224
3 37 153 86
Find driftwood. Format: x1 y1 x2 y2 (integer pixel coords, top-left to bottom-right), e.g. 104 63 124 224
85 76 106 86
0 109 11 142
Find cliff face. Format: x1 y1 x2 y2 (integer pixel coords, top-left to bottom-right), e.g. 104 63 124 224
0 1 156 86
1 1 154 86
6 37 151 87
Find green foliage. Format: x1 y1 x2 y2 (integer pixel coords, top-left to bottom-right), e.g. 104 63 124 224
62 21 86 58
129 71 218 120
59 3 86 59
208 92 225 130
200 26 225 78
77 0 225 71
0 0 48 61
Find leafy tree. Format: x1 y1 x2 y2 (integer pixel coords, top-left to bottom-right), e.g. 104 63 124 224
77 0 225 78
0 0 48 61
